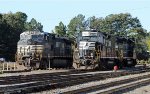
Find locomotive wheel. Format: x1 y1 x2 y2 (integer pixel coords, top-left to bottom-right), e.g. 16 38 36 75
92 60 98 69
91 60 98 69
133 59 137 66
22 58 31 70
126 60 132 67
67 60 73 68
107 60 116 69
23 58 29 67
43 60 48 69
73 62 80 69
39 59 48 69
98 59 108 70
32 62 40 70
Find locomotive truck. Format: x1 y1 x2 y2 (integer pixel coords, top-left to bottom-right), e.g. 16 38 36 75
73 29 137 70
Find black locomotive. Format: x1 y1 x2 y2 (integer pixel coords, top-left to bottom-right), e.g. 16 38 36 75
73 30 137 70
16 31 73 69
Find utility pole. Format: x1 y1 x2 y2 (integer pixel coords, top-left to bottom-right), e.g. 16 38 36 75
48 54 51 70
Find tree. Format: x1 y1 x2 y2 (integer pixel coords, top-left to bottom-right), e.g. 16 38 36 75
3 12 27 31
67 14 85 38
0 12 44 61
146 34 150 51
54 21 66 36
0 14 6 57
25 18 43 32
85 16 103 30
127 27 148 56
1 12 27 61
91 13 142 35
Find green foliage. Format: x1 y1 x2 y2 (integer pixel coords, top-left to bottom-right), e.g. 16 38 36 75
88 16 103 30
127 27 148 55
54 21 66 36
3 12 27 32
67 13 145 37
25 18 43 32
145 33 150 51
0 12 28 61
89 13 143 36
67 14 85 38
0 12 43 61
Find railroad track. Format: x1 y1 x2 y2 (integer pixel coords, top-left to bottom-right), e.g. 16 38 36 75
0 67 150 93
0 69 95 85
96 78 150 94
62 72 150 94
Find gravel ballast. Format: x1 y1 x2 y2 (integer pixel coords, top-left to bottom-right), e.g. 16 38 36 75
33 71 150 94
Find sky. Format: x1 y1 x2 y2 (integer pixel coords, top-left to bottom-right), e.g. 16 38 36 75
0 0 150 32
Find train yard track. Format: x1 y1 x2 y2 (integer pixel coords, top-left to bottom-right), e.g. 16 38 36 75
95 77 150 94
0 67 150 93
62 71 150 94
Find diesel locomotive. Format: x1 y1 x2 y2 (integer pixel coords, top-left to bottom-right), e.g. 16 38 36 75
73 29 137 70
16 31 73 69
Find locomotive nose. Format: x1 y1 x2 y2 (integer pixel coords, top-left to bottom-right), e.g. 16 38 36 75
83 59 92 65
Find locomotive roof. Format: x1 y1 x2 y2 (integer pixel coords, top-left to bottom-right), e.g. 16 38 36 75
81 29 105 37
20 31 41 36
83 29 98 32
44 33 70 41
21 31 69 39
101 32 135 43
116 36 135 43
54 34 70 40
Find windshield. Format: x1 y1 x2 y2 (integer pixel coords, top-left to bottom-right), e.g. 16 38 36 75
31 35 43 42
81 36 97 42
18 34 44 45
20 34 31 40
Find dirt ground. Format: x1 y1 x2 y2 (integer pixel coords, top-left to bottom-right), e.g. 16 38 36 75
123 84 150 94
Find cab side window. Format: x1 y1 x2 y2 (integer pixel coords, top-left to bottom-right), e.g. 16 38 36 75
44 34 49 42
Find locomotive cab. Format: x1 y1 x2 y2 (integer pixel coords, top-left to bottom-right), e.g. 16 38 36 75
16 31 46 69
73 30 104 69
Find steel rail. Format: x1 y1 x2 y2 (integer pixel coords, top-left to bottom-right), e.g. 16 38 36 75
0 68 150 93
62 73 150 94
97 78 150 94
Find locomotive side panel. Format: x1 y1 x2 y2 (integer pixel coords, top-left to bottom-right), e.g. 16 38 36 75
16 31 45 69
99 35 118 69
51 37 73 68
